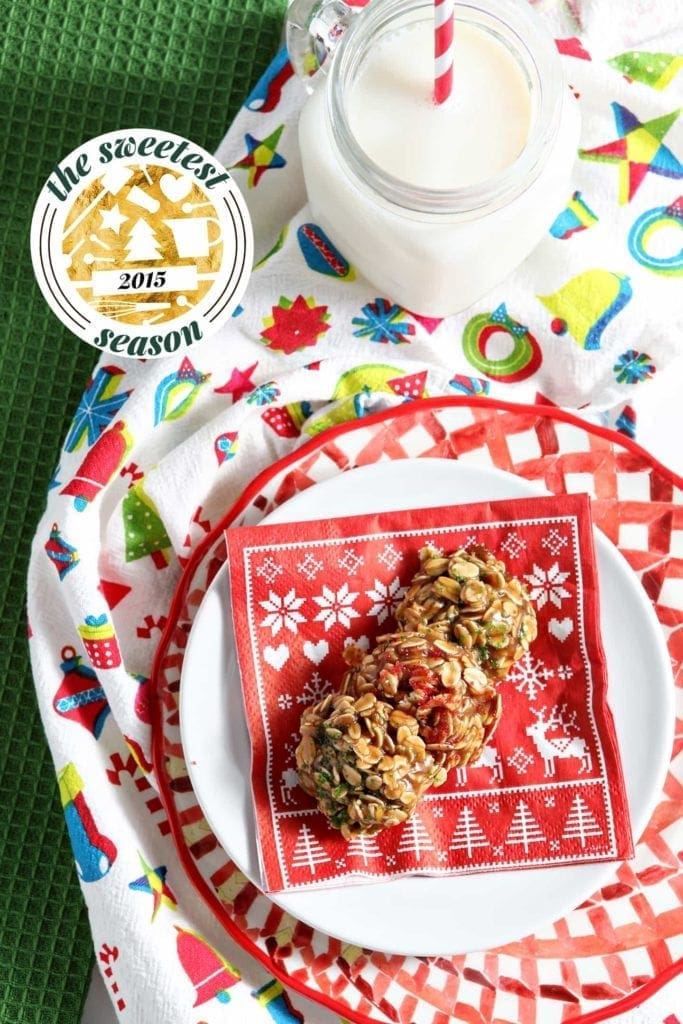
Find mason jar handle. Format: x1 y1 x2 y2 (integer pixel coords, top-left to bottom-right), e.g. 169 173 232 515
286 0 365 88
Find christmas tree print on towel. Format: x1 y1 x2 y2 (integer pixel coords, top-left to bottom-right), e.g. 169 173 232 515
122 483 172 568
608 51 683 91
346 833 383 865
260 295 331 355
396 813 434 862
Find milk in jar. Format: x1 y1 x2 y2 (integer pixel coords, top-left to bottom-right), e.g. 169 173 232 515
297 0 581 316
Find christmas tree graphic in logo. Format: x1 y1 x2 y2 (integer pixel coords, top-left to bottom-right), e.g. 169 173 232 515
61 164 224 326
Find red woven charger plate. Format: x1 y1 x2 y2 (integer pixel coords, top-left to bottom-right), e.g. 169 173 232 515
152 397 683 1024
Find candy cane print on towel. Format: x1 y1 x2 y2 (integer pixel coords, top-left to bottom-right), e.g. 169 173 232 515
291 0 580 316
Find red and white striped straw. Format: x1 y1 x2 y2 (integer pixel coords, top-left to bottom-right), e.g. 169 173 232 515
434 0 454 104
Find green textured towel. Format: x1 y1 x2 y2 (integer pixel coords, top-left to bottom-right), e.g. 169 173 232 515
0 2 284 1020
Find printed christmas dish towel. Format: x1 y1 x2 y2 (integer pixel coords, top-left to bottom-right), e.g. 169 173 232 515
226 492 633 894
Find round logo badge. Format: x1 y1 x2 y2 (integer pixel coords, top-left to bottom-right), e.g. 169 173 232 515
31 129 253 358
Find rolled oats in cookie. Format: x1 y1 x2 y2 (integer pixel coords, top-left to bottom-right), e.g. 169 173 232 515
395 544 538 679
295 690 446 839
342 630 501 772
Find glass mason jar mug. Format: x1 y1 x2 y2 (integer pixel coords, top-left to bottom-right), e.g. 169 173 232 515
288 0 581 317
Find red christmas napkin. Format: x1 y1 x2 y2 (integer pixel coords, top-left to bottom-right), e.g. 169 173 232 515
225 493 633 894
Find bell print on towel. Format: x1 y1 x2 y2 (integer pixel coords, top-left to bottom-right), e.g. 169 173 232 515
175 926 241 1006
539 269 632 349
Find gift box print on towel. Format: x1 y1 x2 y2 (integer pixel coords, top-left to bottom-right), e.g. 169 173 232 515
226 492 633 893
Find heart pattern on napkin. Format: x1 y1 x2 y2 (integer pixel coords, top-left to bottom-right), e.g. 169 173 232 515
303 639 329 665
263 644 290 670
549 617 574 642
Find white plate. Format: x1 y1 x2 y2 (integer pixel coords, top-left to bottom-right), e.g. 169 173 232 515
179 459 674 956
